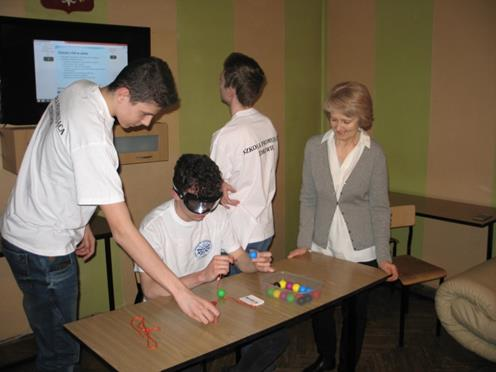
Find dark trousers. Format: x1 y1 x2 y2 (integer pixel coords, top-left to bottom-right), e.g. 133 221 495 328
312 260 377 372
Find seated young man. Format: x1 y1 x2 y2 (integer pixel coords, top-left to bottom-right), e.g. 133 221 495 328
135 154 274 300
135 154 287 372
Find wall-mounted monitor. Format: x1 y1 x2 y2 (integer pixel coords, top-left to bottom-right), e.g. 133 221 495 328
0 16 150 125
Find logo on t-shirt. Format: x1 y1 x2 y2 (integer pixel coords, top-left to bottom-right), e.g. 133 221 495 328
194 240 212 258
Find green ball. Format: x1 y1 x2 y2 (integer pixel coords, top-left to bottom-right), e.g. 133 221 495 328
266 287 275 297
217 288 226 299
286 293 296 303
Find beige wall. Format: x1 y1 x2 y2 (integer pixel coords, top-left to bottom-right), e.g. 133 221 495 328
424 0 496 276
327 0 375 93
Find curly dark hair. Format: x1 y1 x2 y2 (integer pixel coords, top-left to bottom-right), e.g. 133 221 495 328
223 52 266 107
107 56 179 110
173 154 223 199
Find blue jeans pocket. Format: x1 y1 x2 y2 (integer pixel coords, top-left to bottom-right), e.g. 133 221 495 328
2 239 29 278
48 255 72 272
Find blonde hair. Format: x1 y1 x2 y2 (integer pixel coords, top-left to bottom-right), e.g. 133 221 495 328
324 81 373 130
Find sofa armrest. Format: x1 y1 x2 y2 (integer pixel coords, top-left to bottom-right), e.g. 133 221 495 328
435 258 496 362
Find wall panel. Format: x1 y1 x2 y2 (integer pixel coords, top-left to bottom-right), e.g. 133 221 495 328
234 0 286 259
177 0 233 154
424 0 496 277
327 0 375 94
285 0 324 250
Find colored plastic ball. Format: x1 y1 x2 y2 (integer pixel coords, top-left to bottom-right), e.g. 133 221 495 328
266 287 275 297
292 283 301 293
217 288 226 299
273 289 281 299
273 281 281 287
311 290 321 299
279 279 287 289
296 296 306 305
280 291 288 300
285 281 293 290
286 293 295 303
248 250 258 259
299 285 307 293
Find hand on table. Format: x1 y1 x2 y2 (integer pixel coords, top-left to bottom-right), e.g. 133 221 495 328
174 289 220 324
379 261 399 282
287 247 309 259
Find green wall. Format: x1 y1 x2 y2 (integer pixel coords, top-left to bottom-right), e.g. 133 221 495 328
375 0 433 255
284 0 325 248
177 0 233 154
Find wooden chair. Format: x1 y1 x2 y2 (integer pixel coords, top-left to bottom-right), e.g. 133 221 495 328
390 205 447 347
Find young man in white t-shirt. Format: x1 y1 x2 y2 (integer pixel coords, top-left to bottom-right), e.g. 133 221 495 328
1 58 219 371
210 53 278 275
135 154 287 372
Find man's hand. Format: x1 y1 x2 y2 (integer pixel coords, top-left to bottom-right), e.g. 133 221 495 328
75 224 96 261
252 251 274 272
174 289 220 324
287 247 309 259
379 261 399 282
220 181 240 208
200 255 233 283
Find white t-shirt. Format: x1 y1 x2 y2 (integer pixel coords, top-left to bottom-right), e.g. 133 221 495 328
1 80 124 256
134 200 240 277
210 108 278 249
311 129 376 262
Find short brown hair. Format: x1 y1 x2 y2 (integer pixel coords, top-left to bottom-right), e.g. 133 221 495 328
324 81 373 130
223 52 266 107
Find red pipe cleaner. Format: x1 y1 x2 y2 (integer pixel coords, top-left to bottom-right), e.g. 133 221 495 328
130 315 160 350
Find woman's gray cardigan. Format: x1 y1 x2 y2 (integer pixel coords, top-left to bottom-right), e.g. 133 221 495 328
297 134 392 264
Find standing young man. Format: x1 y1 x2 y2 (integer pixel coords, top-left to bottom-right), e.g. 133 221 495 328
1 57 219 371
136 154 287 372
210 53 278 271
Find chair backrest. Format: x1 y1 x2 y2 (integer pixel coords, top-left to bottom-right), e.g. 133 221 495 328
390 204 416 256
391 205 416 229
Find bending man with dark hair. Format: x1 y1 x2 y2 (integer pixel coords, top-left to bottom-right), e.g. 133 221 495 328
135 154 286 371
1 57 219 372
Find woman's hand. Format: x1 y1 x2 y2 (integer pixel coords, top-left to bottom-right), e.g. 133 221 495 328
379 261 399 282
252 251 274 272
287 247 309 259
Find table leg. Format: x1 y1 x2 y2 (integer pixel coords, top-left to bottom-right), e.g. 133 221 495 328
487 222 494 260
104 237 115 311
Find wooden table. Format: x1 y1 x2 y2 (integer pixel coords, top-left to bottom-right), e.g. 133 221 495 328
65 253 387 371
389 192 496 260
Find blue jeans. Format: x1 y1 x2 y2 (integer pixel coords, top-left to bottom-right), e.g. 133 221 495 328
2 238 80 371
229 236 273 276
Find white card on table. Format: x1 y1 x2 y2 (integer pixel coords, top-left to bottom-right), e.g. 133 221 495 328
239 294 264 306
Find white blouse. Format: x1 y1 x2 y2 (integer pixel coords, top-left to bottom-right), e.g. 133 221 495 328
311 129 376 262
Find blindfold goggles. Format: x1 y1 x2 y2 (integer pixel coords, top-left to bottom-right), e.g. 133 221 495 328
174 186 222 215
